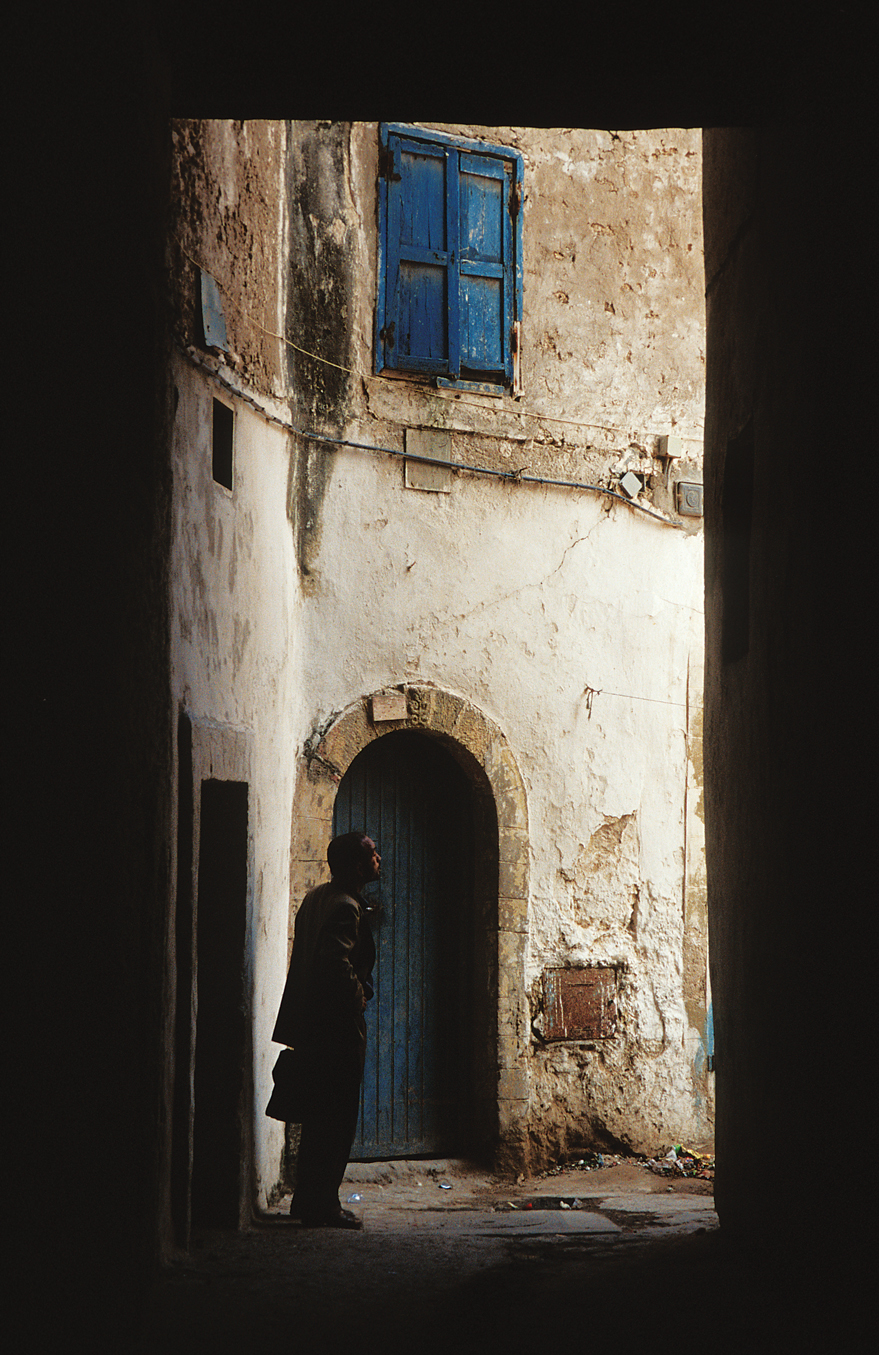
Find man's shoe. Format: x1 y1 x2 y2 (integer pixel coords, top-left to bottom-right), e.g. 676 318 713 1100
301 1208 363 1230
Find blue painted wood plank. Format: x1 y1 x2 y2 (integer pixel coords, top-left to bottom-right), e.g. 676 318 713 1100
460 159 504 266
408 777 426 1144
377 752 397 1149
334 732 472 1158
391 139 454 374
400 801 415 1151
462 274 503 369
445 150 460 379
398 263 447 362
460 259 505 279
459 156 507 374
399 147 447 251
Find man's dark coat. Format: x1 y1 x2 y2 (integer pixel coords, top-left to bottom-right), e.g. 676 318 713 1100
273 880 375 1054
271 879 375 1218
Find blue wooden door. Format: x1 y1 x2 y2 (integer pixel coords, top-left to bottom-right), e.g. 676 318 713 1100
333 731 471 1158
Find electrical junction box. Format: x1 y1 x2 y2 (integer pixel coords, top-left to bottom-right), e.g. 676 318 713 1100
619 471 643 499
676 481 703 516
659 434 683 459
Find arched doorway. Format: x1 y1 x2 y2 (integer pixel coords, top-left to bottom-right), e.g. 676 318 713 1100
291 684 530 1172
333 730 475 1158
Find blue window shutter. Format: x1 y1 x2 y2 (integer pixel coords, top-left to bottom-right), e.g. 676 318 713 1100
458 153 513 381
383 135 459 376
378 126 522 389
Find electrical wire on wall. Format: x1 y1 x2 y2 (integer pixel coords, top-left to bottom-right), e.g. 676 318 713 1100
177 238 705 446
178 338 687 531
172 242 700 529
174 335 706 715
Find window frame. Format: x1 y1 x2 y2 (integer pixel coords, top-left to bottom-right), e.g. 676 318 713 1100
375 123 524 395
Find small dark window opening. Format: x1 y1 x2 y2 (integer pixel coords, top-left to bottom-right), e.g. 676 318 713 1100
721 419 755 663
212 399 234 490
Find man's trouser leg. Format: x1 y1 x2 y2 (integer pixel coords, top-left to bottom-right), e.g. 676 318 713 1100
292 1029 364 1221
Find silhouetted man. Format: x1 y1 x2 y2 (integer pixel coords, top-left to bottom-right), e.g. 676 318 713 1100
271 832 379 1228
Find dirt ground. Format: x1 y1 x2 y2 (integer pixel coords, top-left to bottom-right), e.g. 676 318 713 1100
324 1153 717 1222
130 1153 868 1355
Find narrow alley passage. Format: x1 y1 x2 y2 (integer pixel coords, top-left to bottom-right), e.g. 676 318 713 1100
137 1157 854 1355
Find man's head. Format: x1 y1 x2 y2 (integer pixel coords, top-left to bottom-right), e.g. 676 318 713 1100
327 832 381 887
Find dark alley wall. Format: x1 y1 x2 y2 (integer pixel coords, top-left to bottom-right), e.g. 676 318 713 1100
14 12 176 1347
703 116 869 1254
14 7 869 1347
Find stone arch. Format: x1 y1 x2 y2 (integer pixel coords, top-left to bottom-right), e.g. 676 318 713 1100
289 684 530 1172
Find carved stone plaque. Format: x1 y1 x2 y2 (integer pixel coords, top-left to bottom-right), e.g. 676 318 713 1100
371 691 408 723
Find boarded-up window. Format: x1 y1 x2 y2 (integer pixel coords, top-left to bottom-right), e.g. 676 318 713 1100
543 967 617 1040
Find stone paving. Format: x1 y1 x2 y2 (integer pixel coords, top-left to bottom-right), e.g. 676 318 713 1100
308 1155 719 1242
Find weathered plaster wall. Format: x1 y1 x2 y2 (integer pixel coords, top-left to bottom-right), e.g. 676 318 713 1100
168 121 299 1208
170 120 287 396
702 116 870 1266
168 120 710 1201
169 361 301 1204
283 123 710 1165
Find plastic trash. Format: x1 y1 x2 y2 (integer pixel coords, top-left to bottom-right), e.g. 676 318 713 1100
439 1181 452 1190
346 1192 363 1203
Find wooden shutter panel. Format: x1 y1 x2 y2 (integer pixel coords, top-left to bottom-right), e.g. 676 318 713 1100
384 136 460 376
458 153 513 381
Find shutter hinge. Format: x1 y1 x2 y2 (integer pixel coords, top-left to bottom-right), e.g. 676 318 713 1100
379 146 401 182
511 320 522 396
510 180 523 216
380 321 396 348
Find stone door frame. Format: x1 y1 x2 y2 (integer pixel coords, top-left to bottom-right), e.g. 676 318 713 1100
289 684 531 1172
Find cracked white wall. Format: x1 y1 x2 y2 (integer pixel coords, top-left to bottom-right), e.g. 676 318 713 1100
170 121 711 1198
300 445 708 1153
292 124 711 1157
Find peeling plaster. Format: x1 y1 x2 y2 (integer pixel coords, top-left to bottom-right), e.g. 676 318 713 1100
169 122 710 1191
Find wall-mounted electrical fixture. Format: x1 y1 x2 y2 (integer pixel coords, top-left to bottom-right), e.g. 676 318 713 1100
619 471 643 499
676 481 703 516
658 434 683 459
201 270 229 352
542 967 618 1040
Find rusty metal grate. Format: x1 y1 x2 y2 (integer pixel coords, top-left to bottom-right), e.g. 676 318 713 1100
543 967 617 1040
